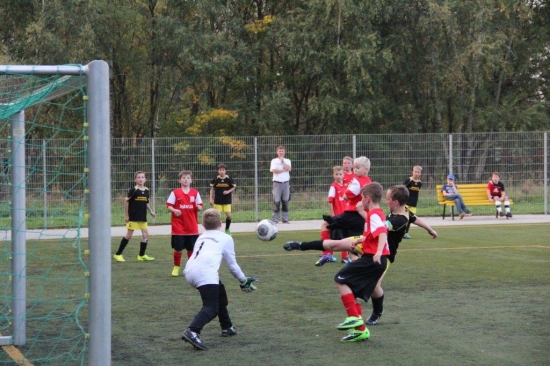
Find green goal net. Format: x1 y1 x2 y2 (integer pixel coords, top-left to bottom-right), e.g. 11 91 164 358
0 63 111 366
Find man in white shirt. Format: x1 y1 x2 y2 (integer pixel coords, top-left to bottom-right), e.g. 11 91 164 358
270 145 292 224
181 209 257 350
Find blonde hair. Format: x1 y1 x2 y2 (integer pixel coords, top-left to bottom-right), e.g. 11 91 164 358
333 165 343 173
202 208 222 230
354 156 371 170
413 165 422 172
134 171 145 179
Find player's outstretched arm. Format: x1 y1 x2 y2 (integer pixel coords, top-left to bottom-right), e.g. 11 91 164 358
414 217 438 239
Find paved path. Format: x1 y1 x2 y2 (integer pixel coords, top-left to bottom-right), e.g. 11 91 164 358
5 214 547 240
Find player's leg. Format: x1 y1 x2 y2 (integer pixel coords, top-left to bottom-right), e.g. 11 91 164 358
502 194 512 217
171 236 184 277
185 235 199 259
183 284 220 350
493 195 504 217
114 228 134 262
137 224 155 261
216 282 237 336
367 268 389 325
224 206 232 234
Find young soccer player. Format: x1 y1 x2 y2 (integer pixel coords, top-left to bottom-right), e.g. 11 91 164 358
113 171 156 262
318 166 350 265
181 208 257 350
487 172 512 218
365 185 438 325
166 170 203 277
402 165 423 239
283 182 389 342
209 163 237 234
342 156 355 187
318 156 372 265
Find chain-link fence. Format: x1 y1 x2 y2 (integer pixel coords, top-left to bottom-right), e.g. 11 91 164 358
6 132 548 227
109 132 548 224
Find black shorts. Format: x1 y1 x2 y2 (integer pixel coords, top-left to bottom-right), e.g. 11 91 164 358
171 235 199 252
334 255 387 302
324 211 364 237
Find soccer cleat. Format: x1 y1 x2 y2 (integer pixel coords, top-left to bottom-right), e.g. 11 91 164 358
137 254 155 261
172 266 180 277
225 229 231 236
315 254 333 267
403 233 411 239
221 326 237 337
182 328 208 350
499 211 505 217
366 312 382 325
340 328 370 342
341 258 352 264
506 212 512 218
283 241 301 251
337 316 364 330
113 254 125 262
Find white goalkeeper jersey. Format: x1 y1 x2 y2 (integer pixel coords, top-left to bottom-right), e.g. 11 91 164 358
184 229 245 288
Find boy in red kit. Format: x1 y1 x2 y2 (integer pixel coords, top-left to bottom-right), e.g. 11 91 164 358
342 156 355 188
487 172 512 218
318 166 350 265
317 156 372 265
283 182 389 343
166 170 203 277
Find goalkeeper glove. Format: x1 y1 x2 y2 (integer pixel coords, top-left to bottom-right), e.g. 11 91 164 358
239 277 258 293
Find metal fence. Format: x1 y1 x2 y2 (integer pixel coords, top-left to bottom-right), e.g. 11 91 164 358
4 132 548 226
109 132 549 223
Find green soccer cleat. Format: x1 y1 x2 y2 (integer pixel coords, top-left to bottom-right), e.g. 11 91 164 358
113 254 125 262
172 266 180 277
225 229 231 236
337 316 364 330
137 254 155 261
340 328 370 342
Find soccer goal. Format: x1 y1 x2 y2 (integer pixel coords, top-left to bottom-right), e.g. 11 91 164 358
0 61 111 365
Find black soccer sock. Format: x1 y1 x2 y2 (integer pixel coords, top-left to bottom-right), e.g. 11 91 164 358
116 237 129 255
226 218 232 231
299 240 325 251
371 295 384 315
139 241 147 256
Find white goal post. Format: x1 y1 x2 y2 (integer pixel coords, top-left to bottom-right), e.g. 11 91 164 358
0 60 111 366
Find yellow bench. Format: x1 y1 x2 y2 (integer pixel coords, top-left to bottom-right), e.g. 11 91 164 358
436 183 513 220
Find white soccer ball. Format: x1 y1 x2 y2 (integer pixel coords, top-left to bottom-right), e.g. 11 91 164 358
256 219 278 241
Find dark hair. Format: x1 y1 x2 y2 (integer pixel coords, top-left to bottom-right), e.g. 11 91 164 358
217 163 227 170
361 182 383 204
134 171 145 179
388 185 409 205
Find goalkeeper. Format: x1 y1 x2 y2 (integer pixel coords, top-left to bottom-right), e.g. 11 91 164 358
182 208 257 350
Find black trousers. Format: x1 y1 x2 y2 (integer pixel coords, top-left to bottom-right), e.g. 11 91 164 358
189 282 232 333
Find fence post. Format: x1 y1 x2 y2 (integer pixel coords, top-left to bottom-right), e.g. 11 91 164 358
254 137 259 222
448 134 453 175
544 132 548 215
151 138 156 221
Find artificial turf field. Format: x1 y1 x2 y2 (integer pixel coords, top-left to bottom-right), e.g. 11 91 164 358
108 223 549 366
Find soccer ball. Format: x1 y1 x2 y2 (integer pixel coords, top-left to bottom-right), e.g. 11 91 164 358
256 219 278 241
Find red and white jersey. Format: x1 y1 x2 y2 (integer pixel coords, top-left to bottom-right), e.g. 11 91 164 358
328 181 346 216
487 180 505 197
344 175 372 211
343 171 355 188
166 188 203 235
361 208 389 256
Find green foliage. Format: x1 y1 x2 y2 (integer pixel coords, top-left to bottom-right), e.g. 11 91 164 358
1 0 548 136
